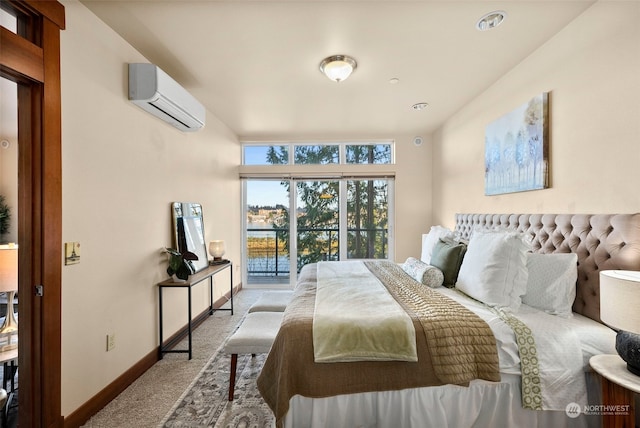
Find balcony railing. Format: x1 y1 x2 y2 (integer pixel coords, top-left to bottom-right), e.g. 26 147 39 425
246 227 387 283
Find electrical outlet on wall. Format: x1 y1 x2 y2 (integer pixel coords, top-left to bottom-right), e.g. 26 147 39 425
106 333 115 351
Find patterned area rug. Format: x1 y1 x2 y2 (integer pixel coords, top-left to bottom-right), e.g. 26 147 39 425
160 349 274 428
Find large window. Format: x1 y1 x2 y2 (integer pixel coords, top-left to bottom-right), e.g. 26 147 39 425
243 142 393 165
242 142 394 287
296 179 340 267
243 145 288 165
345 144 392 164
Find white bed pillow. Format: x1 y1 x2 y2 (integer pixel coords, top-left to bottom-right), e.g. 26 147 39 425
402 257 444 288
420 225 453 264
455 230 529 310
523 253 577 318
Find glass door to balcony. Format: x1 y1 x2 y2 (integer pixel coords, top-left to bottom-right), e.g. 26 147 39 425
346 179 389 259
295 180 340 272
245 180 291 286
244 177 393 288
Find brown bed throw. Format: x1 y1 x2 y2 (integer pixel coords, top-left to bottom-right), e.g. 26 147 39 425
257 261 500 424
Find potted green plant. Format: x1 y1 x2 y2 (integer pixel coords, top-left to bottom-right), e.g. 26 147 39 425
164 247 199 281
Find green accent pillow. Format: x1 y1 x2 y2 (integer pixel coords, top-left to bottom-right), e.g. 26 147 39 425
429 239 467 287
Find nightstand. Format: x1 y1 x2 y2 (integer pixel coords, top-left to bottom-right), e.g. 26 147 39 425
590 354 639 428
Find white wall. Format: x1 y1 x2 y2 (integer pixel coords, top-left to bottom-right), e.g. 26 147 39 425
394 134 433 260
60 0 241 416
432 1 640 228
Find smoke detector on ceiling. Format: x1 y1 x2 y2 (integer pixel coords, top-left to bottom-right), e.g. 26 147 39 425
476 11 507 31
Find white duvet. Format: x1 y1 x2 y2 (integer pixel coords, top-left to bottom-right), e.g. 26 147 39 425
285 289 615 428
435 287 616 410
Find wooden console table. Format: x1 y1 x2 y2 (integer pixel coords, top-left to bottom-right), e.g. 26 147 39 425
157 261 233 359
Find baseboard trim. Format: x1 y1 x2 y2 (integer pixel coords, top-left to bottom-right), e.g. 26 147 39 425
64 283 242 428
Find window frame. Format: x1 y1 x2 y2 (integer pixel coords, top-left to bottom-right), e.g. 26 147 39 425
241 140 396 288
242 140 395 166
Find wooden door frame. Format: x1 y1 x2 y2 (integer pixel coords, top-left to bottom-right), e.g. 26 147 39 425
0 1 64 427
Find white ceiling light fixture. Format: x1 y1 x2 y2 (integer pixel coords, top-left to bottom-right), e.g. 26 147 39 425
412 102 429 111
476 10 507 31
319 55 357 82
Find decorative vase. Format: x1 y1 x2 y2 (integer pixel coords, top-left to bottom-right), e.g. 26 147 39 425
171 274 186 283
616 330 640 376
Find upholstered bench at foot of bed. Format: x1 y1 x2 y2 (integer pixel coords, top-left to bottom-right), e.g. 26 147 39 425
223 311 284 401
248 290 294 313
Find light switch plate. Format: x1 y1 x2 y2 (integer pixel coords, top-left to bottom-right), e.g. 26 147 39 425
106 333 115 351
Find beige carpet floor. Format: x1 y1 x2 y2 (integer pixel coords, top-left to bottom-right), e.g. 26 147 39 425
81 289 265 428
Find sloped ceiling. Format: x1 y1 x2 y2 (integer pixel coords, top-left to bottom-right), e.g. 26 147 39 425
81 0 595 140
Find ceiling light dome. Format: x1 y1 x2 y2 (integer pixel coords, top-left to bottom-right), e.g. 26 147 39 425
319 55 357 82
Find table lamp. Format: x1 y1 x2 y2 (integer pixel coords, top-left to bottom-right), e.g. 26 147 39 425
209 240 225 261
600 270 640 376
0 245 18 351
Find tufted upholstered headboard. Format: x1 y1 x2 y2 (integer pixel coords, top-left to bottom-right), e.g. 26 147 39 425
454 213 640 323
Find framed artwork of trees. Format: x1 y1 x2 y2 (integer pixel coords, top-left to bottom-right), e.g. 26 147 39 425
484 93 549 195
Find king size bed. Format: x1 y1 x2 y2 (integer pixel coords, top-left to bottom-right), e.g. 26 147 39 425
257 213 640 427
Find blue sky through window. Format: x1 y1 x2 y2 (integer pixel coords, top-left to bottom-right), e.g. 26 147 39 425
244 146 273 165
247 180 288 207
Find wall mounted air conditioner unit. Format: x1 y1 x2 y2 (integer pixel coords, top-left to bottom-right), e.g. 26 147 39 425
128 63 205 132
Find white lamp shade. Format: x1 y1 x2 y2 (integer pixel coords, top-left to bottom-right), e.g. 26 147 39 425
208 240 225 259
600 270 640 334
0 246 18 293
